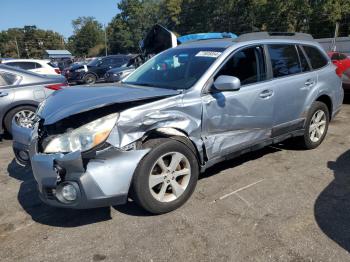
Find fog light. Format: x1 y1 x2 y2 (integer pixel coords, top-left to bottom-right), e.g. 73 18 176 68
61 184 77 201
18 150 29 161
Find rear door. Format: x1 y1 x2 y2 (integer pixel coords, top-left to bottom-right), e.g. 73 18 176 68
267 44 316 137
202 45 275 159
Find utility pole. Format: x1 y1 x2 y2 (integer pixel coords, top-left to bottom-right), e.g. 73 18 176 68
14 37 20 58
104 24 108 56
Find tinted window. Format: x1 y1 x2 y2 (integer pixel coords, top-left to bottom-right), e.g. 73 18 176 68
268 45 301 77
0 71 19 87
10 62 36 70
216 46 266 85
297 46 311 72
111 57 124 64
303 46 328 69
34 62 42 68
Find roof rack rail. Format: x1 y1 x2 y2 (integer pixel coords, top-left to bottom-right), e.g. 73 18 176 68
236 32 314 42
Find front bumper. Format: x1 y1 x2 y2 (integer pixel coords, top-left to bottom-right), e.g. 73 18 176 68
12 123 149 209
104 73 122 83
65 71 85 82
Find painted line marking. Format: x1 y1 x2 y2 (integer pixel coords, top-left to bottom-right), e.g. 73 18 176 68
211 179 265 203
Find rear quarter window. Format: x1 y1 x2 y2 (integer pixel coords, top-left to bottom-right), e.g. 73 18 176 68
0 71 20 87
268 44 301 78
303 46 328 69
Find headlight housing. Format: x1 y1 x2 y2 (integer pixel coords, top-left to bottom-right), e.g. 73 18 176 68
113 72 123 77
44 113 119 153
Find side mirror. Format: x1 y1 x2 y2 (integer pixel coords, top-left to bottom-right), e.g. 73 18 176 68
213 75 241 92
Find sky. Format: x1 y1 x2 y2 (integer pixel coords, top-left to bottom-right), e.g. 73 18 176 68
0 0 120 38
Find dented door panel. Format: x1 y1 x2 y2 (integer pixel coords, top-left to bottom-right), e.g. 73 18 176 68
202 82 274 159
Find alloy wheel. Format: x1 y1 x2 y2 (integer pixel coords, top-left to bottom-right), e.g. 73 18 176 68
148 152 191 202
309 109 327 143
14 110 36 128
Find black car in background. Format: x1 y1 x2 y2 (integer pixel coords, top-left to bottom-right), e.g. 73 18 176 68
64 55 133 84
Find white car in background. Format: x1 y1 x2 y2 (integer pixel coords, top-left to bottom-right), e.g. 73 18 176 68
2 59 61 75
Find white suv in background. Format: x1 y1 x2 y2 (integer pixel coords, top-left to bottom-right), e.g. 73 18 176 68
2 59 61 75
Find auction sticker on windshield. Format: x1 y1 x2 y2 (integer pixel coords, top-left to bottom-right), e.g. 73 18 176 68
195 51 222 58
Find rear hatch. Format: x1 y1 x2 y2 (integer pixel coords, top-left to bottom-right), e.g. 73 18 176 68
140 24 178 56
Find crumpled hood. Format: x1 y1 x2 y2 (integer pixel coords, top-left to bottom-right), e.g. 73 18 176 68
38 84 180 125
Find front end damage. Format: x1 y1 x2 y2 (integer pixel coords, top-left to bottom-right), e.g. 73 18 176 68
12 85 204 209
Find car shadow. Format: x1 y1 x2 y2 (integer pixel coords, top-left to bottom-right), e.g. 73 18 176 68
314 149 350 252
7 159 112 227
114 146 282 216
343 94 350 104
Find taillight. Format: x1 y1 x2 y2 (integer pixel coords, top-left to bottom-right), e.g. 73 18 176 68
45 82 68 90
54 68 61 74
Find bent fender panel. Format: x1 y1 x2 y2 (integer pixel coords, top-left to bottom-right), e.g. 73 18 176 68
86 148 150 196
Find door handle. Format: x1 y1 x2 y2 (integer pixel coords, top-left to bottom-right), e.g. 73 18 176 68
0 92 8 97
259 89 273 99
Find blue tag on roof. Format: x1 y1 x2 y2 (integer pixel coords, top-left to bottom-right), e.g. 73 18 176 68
178 32 237 43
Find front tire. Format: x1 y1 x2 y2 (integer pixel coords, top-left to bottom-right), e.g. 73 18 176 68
83 73 97 85
131 138 199 214
299 101 329 149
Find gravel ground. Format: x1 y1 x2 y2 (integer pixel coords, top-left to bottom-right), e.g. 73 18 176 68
0 101 350 262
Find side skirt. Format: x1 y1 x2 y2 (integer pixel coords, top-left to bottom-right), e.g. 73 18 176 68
200 129 305 172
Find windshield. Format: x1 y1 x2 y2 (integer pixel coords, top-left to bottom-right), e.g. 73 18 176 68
123 47 224 89
87 58 101 66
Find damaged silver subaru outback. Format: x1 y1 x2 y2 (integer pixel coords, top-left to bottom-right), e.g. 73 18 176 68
12 32 343 214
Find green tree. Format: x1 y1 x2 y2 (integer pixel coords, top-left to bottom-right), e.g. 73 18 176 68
0 26 64 58
67 16 104 57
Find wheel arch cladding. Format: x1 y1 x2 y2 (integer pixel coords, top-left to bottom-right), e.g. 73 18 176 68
316 95 333 119
143 127 203 165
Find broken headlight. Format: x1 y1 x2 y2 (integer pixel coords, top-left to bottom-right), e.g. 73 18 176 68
44 113 119 153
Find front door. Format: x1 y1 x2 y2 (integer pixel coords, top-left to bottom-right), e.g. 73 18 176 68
202 45 275 160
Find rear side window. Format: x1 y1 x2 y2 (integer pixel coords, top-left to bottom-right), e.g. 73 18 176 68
268 45 301 77
303 46 328 69
297 46 311 72
8 62 36 70
34 62 42 68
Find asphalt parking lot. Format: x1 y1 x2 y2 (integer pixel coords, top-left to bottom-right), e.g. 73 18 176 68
1 100 350 262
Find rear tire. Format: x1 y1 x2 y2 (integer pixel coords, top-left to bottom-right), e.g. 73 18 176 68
298 101 329 149
131 138 199 214
4 106 36 135
83 73 97 85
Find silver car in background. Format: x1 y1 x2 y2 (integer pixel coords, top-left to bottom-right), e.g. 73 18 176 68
0 65 67 136
13 32 343 214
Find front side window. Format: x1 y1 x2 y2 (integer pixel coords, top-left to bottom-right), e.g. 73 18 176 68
215 46 266 85
124 47 224 90
303 46 328 70
268 44 301 78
